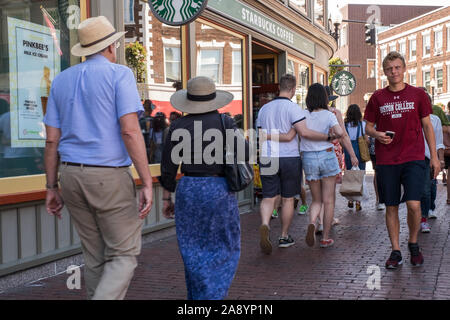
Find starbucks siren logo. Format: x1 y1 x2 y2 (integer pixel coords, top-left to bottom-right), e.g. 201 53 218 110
331 70 356 96
150 0 209 26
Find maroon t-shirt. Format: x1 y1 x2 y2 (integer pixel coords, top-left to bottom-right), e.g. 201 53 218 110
364 83 432 165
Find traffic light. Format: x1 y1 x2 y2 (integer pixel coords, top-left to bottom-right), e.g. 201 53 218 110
364 24 375 45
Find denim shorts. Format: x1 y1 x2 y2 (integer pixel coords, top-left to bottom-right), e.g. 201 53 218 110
302 149 341 181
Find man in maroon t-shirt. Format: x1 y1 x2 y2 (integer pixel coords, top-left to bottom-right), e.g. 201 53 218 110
365 51 440 270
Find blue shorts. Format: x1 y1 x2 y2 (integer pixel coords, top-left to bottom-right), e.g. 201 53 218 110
302 149 341 181
377 160 426 206
260 157 302 199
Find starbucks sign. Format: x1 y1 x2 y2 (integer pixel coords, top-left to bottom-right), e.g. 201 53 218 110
150 0 208 26
331 71 356 96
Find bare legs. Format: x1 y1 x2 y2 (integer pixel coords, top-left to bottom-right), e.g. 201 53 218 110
385 200 421 251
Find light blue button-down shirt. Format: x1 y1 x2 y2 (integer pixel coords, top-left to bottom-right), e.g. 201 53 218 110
44 54 143 166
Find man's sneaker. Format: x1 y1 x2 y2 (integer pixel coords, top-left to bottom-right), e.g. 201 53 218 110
298 204 309 215
420 221 431 233
278 235 295 248
408 243 424 267
315 223 323 235
348 201 354 208
428 209 437 219
271 209 279 219
376 202 386 211
319 239 334 248
259 224 272 255
355 202 362 211
385 250 403 270
305 224 316 247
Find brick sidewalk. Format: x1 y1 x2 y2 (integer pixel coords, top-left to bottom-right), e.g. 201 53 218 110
1 174 449 300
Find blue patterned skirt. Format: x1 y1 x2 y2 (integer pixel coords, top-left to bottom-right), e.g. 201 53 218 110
175 176 241 300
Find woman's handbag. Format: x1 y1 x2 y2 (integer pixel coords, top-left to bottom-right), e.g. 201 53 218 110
220 114 254 192
358 122 371 162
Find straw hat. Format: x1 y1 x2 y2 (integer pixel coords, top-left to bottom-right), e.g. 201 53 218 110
170 77 234 114
71 16 126 57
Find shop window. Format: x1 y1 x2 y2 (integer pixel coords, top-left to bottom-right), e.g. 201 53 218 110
0 0 81 178
287 59 295 75
164 46 181 83
317 72 325 84
194 21 245 129
141 11 182 165
313 0 324 28
295 63 310 109
197 49 222 83
289 0 307 16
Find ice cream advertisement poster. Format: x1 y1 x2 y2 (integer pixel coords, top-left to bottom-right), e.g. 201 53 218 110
8 17 61 148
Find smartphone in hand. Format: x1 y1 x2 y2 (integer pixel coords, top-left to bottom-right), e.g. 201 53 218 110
385 131 395 139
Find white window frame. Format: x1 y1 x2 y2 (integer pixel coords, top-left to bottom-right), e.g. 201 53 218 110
435 68 443 90
409 73 417 86
422 32 431 58
423 70 431 92
409 39 416 61
446 24 450 52
399 40 406 57
434 28 443 55
197 48 223 84
367 59 376 79
124 0 135 25
163 45 182 84
231 49 242 85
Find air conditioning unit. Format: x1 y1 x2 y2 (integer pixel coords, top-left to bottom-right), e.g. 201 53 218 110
436 88 442 94
435 48 443 55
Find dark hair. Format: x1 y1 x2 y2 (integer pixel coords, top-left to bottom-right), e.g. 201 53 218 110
305 83 329 112
279 74 297 92
344 104 362 127
169 111 182 121
419 87 432 104
153 112 167 132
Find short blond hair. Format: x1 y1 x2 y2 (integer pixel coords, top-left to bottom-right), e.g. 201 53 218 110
382 51 406 70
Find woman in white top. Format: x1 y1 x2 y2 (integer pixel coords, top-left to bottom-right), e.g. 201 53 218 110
274 84 344 248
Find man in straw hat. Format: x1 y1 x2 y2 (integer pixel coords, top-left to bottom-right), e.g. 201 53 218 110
44 16 153 299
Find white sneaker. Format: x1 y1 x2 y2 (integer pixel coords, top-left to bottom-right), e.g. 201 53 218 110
429 209 437 219
376 202 386 211
421 221 431 233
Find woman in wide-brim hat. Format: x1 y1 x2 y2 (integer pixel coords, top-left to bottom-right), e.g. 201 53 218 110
158 76 241 300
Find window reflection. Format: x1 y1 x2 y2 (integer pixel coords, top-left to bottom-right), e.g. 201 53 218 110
314 0 324 27
138 13 182 164
290 0 307 15
195 21 244 129
0 0 81 178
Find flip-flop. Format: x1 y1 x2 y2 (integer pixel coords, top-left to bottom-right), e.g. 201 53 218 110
305 224 316 247
259 224 272 255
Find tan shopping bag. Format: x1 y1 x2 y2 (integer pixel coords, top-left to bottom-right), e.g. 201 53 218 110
339 168 365 198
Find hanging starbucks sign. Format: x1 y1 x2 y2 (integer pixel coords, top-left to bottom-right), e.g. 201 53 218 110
150 0 209 26
331 71 356 96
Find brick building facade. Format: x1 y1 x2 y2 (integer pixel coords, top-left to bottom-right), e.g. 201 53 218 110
333 4 439 114
377 6 450 107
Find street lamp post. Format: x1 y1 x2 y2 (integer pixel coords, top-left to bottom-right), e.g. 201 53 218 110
430 78 436 105
329 9 343 42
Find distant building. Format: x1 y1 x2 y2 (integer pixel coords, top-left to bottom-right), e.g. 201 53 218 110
333 4 440 114
377 6 450 106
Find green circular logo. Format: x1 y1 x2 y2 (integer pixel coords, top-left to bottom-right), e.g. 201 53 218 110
331 70 356 96
150 0 209 26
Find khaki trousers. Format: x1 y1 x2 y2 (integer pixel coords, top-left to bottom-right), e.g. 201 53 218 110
59 164 144 300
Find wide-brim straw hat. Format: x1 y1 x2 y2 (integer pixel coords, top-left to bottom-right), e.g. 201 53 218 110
71 16 126 57
170 76 234 114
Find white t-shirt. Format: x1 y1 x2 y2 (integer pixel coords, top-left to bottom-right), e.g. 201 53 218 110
300 109 338 152
256 97 306 158
424 114 444 160
346 121 366 140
